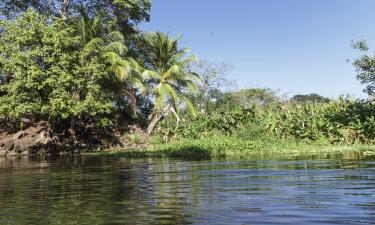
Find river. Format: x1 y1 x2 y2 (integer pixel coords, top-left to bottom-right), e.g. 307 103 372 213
0 154 375 224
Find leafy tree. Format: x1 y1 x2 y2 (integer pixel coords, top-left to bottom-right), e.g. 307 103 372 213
0 0 151 34
187 60 234 113
290 93 330 104
0 10 112 129
142 32 199 135
352 40 375 96
74 9 145 117
218 88 280 109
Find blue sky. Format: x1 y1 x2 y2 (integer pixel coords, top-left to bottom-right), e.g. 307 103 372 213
138 0 375 98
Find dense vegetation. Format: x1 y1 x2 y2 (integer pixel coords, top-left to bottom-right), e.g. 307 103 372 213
1 1 375 156
147 93 375 156
0 3 199 150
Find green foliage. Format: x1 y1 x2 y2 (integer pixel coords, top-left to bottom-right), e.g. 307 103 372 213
2 2 375 155
123 132 142 144
0 10 112 125
0 0 151 34
142 32 199 132
156 96 375 148
264 98 375 144
352 39 375 95
218 88 280 109
0 8 202 137
157 107 255 139
290 93 330 104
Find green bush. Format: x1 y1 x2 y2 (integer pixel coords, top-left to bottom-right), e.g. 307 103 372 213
176 107 255 139
0 10 112 127
155 98 375 146
263 98 375 144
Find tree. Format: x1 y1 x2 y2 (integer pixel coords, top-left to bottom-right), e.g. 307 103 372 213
352 40 375 96
74 9 145 117
142 32 199 135
290 93 330 104
81 31 145 115
188 60 234 113
0 0 151 34
218 88 280 110
0 10 112 129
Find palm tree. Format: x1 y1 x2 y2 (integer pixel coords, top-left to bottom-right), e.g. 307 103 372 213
74 10 145 117
142 32 199 135
72 6 103 46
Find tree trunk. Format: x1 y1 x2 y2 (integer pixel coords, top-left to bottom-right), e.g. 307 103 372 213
146 105 171 136
69 117 78 146
59 0 70 20
123 84 137 118
129 88 137 118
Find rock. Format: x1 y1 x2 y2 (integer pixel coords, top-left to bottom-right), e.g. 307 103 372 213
35 131 52 145
13 131 27 140
0 122 54 156
21 151 29 155
38 121 48 125
2 138 14 152
0 135 15 156
73 149 80 154
20 118 31 124
7 151 17 156
14 135 35 153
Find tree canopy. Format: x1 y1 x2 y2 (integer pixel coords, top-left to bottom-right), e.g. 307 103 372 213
0 0 151 34
0 8 200 135
352 40 375 96
0 10 112 126
218 88 280 109
290 94 330 104
142 32 199 134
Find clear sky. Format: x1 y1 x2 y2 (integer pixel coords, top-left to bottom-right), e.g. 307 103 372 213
138 0 375 98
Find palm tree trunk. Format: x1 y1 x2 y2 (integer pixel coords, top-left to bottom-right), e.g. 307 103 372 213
146 105 171 136
129 88 137 118
123 84 137 118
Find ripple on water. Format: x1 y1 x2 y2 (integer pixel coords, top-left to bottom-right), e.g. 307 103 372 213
0 156 375 224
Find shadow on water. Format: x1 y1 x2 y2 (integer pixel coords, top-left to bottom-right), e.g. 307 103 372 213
108 147 375 162
1 152 375 224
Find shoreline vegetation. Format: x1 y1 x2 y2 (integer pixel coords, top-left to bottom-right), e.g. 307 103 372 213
102 142 375 159
1 2 375 158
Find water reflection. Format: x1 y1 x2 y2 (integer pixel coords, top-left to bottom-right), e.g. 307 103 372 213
0 154 375 224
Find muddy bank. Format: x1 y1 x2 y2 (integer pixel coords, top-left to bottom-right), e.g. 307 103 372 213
0 121 148 156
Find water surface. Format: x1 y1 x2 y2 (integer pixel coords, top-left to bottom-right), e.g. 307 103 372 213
1 154 375 224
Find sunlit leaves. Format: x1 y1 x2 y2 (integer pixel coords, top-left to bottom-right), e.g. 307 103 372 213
0 10 112 124
352 40 375 95
143 32 200 117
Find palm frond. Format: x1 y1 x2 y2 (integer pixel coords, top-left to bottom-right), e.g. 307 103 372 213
80 37 103 63
172 84 197 117
143 31 199 117
107 31 125 42
163 64 182 80
182 95 197 118
142 70 159 80
104 41 128 56
180 54 197 64
154 83 179 110
128 76 146 93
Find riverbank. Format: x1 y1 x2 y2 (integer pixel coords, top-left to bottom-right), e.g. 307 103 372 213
2 124 375 159
99 137 375 159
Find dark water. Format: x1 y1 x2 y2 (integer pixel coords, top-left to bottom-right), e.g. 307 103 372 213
1 155 375 224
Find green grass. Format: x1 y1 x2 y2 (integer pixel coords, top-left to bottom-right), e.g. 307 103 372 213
99 136 375 160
